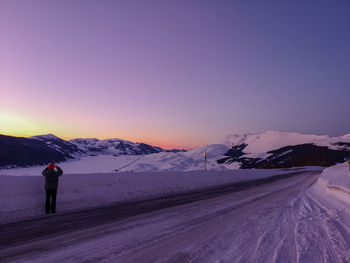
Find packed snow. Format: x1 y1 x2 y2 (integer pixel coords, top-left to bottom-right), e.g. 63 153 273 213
313 162 350 198
307 162 350 226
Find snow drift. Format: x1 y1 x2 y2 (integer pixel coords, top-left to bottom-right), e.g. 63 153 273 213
308 162 350 206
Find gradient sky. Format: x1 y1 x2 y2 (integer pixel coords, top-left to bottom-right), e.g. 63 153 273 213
1 1 350 149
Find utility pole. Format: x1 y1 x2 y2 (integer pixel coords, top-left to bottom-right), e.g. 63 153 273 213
205 150 207 171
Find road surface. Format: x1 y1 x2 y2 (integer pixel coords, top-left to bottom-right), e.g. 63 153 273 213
2 171 348 263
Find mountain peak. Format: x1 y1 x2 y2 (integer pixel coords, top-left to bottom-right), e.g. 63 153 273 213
219 133 252 146
29 134 63 141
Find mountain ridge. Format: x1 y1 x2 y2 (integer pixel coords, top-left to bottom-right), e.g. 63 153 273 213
0 134 182 168
1 131 350 170
216 130 350 169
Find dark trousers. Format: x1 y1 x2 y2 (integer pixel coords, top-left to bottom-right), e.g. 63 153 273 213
45 190 57 213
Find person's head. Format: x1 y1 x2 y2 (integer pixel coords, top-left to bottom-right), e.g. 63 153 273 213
48 163 55 170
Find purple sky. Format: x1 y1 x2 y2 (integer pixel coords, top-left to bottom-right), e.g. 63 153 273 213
1 1 350 149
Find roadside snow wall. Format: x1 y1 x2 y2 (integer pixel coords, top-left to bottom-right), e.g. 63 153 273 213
310 162 350 205
0 168 320 224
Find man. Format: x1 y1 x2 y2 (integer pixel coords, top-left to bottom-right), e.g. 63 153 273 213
42 163 63 214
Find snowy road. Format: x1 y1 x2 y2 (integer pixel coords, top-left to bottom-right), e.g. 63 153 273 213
1 170 349 263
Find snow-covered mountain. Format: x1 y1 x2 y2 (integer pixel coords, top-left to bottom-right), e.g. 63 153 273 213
29 134 84 157
220 130 350 154
114 131 350 171
217 130 350 169
29 135 168 157
1 131 349 170
0 134 178 168
69 138 164 156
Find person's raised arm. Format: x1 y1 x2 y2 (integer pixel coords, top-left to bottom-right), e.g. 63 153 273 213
42 167 49 176
55 166 63 176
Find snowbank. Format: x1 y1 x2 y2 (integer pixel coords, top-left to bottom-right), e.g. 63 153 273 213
0 168 319 224
307 162 350 233
309 162 350 205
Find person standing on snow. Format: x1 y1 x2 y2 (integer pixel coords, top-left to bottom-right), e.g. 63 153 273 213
42 163 63 214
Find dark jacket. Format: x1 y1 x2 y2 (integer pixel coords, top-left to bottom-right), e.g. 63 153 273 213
42 166 63 190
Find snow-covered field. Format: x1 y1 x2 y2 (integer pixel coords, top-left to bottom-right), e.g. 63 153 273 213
0 144 233 175
0 167 320 224
0 155 141 176
0 143 238 176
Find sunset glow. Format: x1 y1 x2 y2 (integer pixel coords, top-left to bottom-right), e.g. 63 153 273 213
0 111 49 137
1 1 349 149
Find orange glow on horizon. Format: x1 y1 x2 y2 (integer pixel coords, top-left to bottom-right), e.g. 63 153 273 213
0 131 195 150
0 111 200 150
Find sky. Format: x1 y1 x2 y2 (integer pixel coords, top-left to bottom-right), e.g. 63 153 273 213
1 0 350 149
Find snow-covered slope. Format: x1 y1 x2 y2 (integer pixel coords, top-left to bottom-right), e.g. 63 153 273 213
116 144 233 172
218 130 350 169
220 130 350 153
30 134 83 157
